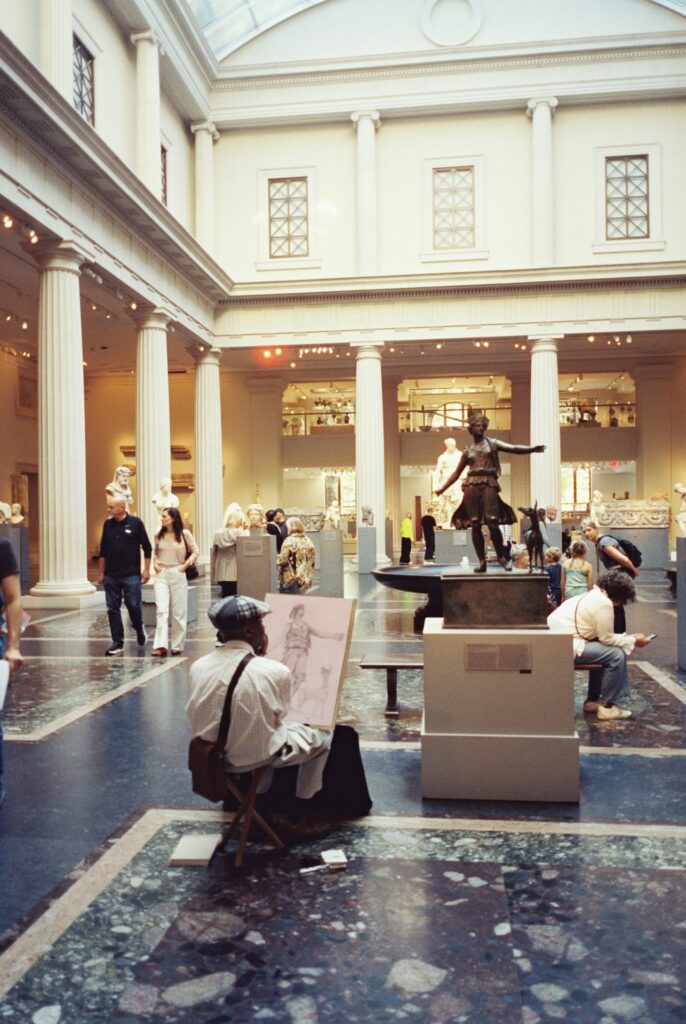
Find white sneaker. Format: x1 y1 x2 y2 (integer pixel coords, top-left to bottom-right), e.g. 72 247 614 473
597 704 632 721
214 639 225 648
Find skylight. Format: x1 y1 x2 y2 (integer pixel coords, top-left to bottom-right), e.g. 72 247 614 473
185 0 329 60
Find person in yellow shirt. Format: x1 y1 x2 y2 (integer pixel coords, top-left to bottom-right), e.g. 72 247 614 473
400 513 413 565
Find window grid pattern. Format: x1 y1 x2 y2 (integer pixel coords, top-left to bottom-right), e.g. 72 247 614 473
269 177 309 258
73 35 94 125
432 167 475 249
161 146 168 206
605 156 649 240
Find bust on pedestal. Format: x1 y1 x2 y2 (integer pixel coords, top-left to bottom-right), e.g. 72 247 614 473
152 478 179 523
105 467 134 510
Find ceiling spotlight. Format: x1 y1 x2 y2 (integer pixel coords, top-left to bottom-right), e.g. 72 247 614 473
263 350 272 359
626 335 632 344
483 341 490 348
588 335 595 342
21 320 28 330
130 301 137 310
436 343 443 350
275 347 282 356
2 214 13 228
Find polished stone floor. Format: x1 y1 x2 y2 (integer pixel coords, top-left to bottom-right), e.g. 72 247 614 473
1 567 685 1022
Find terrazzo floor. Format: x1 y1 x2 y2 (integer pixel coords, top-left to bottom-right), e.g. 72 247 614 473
1 565 685 1023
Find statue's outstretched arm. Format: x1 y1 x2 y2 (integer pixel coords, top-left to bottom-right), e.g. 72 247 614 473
495 440 546 455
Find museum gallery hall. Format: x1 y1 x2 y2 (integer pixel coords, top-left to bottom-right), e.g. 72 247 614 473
1 1 686 1021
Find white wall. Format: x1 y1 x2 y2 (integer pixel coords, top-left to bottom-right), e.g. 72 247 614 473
2 0 40 66
161 91 194 231
0 353 38 500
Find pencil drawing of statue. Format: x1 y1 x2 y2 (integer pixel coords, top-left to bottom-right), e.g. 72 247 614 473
272 602 343 698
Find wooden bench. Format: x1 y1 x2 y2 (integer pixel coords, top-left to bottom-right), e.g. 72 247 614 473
359 654 424 717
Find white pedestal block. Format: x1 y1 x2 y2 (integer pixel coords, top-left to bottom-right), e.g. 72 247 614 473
236 534 277 601
357 526 377 574
319 529 344 597
434 529 478 565
23 591 106 610
421 620 579 802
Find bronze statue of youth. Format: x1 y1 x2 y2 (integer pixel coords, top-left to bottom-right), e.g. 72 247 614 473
435 414 546 573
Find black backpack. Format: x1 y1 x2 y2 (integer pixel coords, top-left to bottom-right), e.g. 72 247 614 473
617 537 642 568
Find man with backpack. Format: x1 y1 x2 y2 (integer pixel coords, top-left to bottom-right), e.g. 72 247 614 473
581 519 641 633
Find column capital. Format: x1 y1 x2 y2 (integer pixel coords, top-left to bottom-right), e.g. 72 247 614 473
527 97 558 117
29 238 95 273
350 341 384 354
132 306 174 331
130 29 159 48
190 119 220 142
188 344 221 368
527 334 564 353
351 110 380 130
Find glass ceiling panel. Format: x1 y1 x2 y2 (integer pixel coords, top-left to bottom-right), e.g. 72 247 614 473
185 0 328 59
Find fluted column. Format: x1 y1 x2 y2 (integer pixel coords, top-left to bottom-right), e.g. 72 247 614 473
31 241 94 597
351 110 380 276
130 31 162 199
634 362 672 500
135 309 172 540
193 346 223 563
40 0 73 101
529 335 563 519
382 376 402 553
527 98 558 267
508 369 532 538
353 342 389 565
246 376 285 506
190 121 219 254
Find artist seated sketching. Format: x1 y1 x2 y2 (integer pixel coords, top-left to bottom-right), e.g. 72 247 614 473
186 595 371 833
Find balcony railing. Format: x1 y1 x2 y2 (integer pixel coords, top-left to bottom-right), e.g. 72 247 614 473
283 412 355 436
560 401 635 428
399 406 512 433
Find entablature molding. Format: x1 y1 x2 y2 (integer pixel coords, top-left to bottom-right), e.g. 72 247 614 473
0 34 232 310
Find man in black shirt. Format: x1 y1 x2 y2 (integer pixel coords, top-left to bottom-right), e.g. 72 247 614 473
266 508 286 554
98 497 152 656
0 538 23 805
421 505 437 562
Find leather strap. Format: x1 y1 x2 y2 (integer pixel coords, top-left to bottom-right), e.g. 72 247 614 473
217 652 254 755
573 593 598 643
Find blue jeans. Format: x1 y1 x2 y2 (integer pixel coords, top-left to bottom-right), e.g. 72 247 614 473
576 641 630 706
104 575 144 645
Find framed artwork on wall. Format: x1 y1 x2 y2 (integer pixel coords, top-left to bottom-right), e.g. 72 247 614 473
264 593 356 730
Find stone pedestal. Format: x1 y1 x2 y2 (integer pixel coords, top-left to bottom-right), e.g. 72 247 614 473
319 528 344 597
442 573 549 629
678 537 686 672
422 621 579 802
141 582 198 629
357 526 377 574
0 525 29 589
434 529 478 565
236 534 277 601
385 518 394 561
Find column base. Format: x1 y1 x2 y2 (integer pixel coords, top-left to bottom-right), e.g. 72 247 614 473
25 580 102 610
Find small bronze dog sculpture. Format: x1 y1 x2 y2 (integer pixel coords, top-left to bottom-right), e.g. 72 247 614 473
518 502 545 572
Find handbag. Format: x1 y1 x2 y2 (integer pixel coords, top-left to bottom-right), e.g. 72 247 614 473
188 652 254 802
183 533 199 580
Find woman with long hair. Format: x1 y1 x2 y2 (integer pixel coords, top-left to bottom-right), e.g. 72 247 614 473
152 507 198 657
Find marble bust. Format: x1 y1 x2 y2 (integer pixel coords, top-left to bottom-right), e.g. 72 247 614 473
9 503 25 525
361 504 374 527
106 466 134 510
152 478 179 519
0 502 11 524
246 503 266 531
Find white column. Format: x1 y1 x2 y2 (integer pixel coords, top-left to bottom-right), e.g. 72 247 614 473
383 377 402 553
40 0 73 101
529 335 563 515
190 121 219 254
527 97 558 267
508 369 532 535
135 309 172 541
31 241 94 597
351 110 380 276
130 31 162 199
353 342 389 565
193 346 223 563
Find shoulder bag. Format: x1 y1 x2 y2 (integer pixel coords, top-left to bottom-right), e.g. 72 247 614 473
188 652 254 802
183 531 199 580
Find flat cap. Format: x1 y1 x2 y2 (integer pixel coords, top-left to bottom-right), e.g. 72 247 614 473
208 595 271 633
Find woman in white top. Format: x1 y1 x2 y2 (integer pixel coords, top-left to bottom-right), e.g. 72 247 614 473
152 507 198 657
